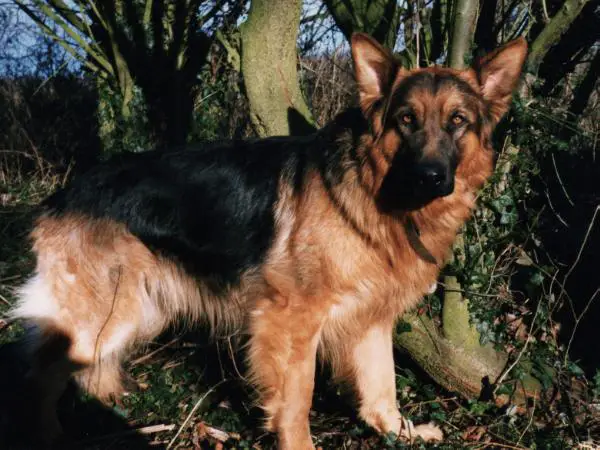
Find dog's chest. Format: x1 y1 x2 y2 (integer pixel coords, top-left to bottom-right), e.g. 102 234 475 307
306 222 440 321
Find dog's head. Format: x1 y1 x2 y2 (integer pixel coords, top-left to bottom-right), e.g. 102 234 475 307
350 33 527 212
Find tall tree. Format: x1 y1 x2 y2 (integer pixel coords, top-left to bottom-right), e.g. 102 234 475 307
16 0 243 148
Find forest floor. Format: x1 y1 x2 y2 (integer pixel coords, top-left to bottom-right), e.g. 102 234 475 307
1 173 599 450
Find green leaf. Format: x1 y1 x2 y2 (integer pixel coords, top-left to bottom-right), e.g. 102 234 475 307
530 271 545 286
568 362 585 377
496 383 515 396
430 410 446 422
593 370 600 398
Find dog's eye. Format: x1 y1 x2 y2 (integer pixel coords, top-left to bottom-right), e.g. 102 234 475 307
400 114 414 125
450 113 467 126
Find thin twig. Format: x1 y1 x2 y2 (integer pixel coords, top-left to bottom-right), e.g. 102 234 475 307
166 379 228 449
0 274 21 282
545 189 569 228
494 296 543 393
517 387 536 445
406 396 457 414
564 287 600 365
89 265 122 394
130 338 180 367
561 205 599 293
227 336 248 382
0 291 11 306
541 0 550 22
551 153 575 206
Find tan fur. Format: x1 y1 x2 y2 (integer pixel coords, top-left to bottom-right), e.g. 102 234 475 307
14 215 256 402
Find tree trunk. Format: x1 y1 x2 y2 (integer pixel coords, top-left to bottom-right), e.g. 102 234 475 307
568 50 600 118
141 64 206 148
526 0 590 74
240 0 315 137
448 0 479 69
18 0 220 151
395 277 542 405
429 0 449 64
474 0 498 53
538 1 599 95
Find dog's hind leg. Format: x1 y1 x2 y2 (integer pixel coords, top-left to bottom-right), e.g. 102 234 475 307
13 269 149 445
246 296 325 450
11 217 169 445
323 318 443 443
18 321 79 446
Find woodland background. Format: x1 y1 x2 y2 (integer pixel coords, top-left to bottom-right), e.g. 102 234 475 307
0 0 599 449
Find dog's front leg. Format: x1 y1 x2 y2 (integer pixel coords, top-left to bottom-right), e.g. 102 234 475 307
247 297 323 450
328 318 443 443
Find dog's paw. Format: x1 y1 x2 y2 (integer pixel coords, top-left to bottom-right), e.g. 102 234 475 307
411 422 444 442
360 402 444 443
395 417 443 443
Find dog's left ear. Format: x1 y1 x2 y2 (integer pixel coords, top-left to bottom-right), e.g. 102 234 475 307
474 37 528 124
351 33 399 114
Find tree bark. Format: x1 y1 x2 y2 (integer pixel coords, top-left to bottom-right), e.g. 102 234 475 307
240 0 315 137
526 0 590 74
395 277 542 405
448 0 479 69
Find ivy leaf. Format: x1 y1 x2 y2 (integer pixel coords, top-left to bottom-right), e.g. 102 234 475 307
568 362 585 377
530 271 545 286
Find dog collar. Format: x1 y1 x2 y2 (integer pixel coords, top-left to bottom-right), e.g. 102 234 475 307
404 216 438 265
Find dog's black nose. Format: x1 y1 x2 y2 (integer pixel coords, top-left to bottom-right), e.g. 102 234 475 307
417 164 445 188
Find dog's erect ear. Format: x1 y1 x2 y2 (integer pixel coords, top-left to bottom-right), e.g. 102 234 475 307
474 37 528 124
351 33 399 114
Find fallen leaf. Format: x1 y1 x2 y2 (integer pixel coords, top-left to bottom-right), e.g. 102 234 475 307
462 425 486 441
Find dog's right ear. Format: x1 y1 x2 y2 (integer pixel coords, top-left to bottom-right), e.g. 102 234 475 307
351 33 399 114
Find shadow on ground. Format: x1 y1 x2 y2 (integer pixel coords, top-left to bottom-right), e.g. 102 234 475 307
0 340 159 450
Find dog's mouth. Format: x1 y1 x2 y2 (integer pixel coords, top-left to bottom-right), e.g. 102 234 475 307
423 178 455 199
376 172 455 213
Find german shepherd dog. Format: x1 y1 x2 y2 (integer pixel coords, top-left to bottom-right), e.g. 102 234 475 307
9 33 527 449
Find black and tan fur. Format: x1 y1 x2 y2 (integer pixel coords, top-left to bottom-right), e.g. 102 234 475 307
9 33 528 449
